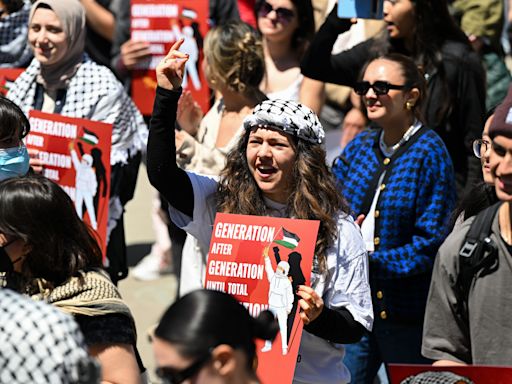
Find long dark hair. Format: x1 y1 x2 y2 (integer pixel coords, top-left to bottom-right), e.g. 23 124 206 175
217 130 349 272
372 0 469 124
0 175 102 287
0 96 30 142
155 289 278 370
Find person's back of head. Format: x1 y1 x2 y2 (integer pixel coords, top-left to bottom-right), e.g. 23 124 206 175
154 289 278 381
203 20 265 98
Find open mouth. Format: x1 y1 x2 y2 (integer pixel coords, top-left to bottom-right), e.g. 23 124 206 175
257 165 277 178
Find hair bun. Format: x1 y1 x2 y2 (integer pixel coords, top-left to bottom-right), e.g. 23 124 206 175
251 310 279 341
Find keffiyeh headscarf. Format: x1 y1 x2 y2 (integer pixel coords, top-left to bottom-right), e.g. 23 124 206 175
400 371 474 384
243 99 325 144
30 0 86 90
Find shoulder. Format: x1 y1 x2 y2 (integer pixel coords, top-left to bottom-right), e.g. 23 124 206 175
343 128 378 156
436 217 474 270
441 40 482 68
75 59 124 91
413 128 452 163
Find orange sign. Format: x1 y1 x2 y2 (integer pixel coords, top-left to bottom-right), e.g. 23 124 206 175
130 0 210 115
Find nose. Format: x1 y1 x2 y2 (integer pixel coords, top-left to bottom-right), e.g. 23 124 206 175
36 29 48 45
383 0 392 17
257 141 272 158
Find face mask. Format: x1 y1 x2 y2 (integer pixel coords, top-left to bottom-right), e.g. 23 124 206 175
0 144 30 181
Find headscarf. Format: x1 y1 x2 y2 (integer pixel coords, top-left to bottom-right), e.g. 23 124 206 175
29 0 86 90
243 99 325 144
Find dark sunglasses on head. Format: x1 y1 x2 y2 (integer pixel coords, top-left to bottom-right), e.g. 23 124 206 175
353 81 406 96
257 1 295 25
155 354 211 384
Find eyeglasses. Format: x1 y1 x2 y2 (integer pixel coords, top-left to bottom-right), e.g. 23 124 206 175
257 1 295 25
472 138 491 158
155 354 211 384
353 81 406 96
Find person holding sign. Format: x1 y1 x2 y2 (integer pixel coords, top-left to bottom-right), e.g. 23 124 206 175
7 0 148 284
332 54 456 383
153 289 278 384
147 39 373 384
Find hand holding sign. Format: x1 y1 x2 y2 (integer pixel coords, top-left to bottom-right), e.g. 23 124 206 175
297 285 324 325
156 38 189 91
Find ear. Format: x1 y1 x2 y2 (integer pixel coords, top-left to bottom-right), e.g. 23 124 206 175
405 87 420 106
211 344 237 377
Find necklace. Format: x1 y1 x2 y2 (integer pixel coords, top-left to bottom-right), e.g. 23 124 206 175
379 120 421 157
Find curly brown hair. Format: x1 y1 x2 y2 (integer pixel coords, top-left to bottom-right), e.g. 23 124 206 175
217 129 349 271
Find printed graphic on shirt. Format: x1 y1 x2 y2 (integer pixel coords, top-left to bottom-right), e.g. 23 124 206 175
205 213 319 384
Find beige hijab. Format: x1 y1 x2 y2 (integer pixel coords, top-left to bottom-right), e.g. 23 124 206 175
29 0 86 90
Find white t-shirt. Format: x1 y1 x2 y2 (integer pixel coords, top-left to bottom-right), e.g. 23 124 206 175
169 172 374 384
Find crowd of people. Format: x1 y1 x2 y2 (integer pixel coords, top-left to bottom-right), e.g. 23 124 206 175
1 0 512 383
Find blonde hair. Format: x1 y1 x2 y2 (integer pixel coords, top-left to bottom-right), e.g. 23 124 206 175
204 21 264 97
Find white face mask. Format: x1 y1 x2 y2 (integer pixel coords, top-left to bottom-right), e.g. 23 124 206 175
0 144 30 181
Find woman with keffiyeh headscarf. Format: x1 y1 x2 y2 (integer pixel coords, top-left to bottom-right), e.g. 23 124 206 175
7 0 148 285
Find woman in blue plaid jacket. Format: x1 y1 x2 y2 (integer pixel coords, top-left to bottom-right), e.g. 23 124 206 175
333 53 457 383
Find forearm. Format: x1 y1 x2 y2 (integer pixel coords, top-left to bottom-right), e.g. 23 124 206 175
304 306 364 344
81 0 115 41
147 86 194 217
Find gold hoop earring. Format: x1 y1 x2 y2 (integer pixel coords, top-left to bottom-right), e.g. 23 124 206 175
406 101 414 110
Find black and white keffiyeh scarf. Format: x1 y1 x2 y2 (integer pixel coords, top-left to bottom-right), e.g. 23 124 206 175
243 99 325 144
0 288 100 383
8 56 148 165
400 371 474 384
0 0 32 68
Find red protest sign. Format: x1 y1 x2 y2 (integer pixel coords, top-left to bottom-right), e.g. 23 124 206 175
130 0 210 115
389 364 512 384
26 110 112 258
205 213 320 384
0 68 23 96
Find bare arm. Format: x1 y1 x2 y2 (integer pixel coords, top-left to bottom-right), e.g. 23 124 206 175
299 77 325 115
89 343 141 384
81 0 115 41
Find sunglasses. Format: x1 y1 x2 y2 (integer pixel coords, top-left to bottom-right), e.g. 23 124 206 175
257 1 295 25
155 354 211 384
353 81 406 96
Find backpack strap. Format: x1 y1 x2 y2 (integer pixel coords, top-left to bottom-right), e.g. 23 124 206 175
457 202 501 317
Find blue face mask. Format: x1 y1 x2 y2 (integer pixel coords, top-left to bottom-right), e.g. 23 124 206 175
0 144 30 181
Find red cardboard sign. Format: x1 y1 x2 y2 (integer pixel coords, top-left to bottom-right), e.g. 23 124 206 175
26 110 113 258
130 0 210 115
389 364 512 384
0 68 24 96
205 213 320 384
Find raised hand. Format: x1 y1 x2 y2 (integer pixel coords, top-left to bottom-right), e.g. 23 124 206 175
156 38 189 91
177 90 203 136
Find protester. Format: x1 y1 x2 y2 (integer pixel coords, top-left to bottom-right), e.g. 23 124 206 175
0 288 101 384
333 54 456 383
147 39 373 383
0 175 145 383
0 96 30 181
0 0 32 67
7 0 147 284
422 86 512 366
302 0 486 195
255 0 324 113
153 289 278 384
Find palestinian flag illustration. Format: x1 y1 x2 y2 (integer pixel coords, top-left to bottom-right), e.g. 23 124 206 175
273 228 300 249
79 128 99 145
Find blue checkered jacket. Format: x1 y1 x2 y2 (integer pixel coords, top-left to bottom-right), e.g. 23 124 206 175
333 126 456 322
